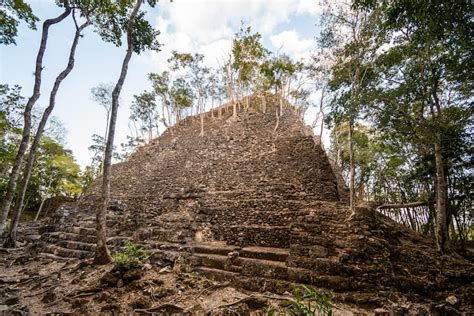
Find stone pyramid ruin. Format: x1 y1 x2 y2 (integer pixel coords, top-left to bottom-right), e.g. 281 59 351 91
36 94 473 305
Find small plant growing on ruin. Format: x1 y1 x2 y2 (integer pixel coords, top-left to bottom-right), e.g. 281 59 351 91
113 240 151 272
281 284 333 316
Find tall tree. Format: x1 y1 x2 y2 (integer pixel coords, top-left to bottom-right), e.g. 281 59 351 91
130 91 158 141
0 85 25 192
94 0 160 264
352 0 473 252
231 24 268 113
168 51 210 134
3 5 94 247
148 71 172 127
0 4 72 236
322 0 382 212
169 77 193 123
91 82 114 149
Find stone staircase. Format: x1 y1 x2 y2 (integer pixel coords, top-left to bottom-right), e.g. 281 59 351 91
190 241 292 293
37 209 130 260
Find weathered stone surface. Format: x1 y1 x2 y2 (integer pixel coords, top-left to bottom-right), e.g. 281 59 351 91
33 94 474 306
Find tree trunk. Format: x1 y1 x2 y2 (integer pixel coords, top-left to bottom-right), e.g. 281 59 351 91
226 63 236 118
199 98 204 136
3 16 89 248
0 8 71 236
149 115 153 141
102 109 110 173
200 113 204 136
273 107 280 133
319 85 326 139
348 120 355 212
94 0 142 265
434 141 449 253
336 145 342 169
34 198 47 222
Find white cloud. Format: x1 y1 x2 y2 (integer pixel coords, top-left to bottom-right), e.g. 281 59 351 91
199 39 233 68
143 0 322 69
270 30 314 60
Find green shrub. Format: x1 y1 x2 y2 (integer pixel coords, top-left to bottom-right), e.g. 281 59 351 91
281 284 333 316
113 240 151 272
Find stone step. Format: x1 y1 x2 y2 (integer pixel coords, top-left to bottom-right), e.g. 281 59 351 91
145 241 191 252
198 198 341 218
223 225 290 248
194 267 290 294
198 209 301 226
239 256 288 279
192 253 242 273
287 267 356 292
56 240 95 252
62 226 96 236
42 244 93 259
193 253 288 280
192 242 238 256
44 232 128 247
38 252 75 261
286 256 353 276
107 236 131 246
147 229 192 243
80 219 120 229
45 231 96 244
194 266 239 283
21 234 41 242
239 246 289 262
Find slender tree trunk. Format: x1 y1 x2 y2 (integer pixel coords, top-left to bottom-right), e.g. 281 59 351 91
199 98 205 136
279 91 283 113
34 175 53 222
273 107 280 133
200 113 204 136
3 17 89 248
226 62 236 118
434 141 448 253
336 141 342 169
348 120 355 212
95 0 142 264
319 85 326 139
34 198 47 222
0 8 71 236
149 115 153 141
102 109 110 172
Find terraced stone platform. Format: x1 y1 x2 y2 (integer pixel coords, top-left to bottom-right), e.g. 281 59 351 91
35 95 474 304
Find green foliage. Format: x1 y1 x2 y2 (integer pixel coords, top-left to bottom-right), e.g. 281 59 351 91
1 85 82 205
232 23 269 85
91 82 114 112
0 0 38 45
130 91 158 140
320 0 473 245
93 0 161 54
281 285 333 316
113 240 151 272
260 55 301 92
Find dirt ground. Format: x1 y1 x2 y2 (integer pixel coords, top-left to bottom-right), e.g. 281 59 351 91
1 246 469 315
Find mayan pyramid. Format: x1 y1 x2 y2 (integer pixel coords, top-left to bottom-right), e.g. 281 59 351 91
37 94 473 304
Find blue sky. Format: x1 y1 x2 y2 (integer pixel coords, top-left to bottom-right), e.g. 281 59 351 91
0 0 323 168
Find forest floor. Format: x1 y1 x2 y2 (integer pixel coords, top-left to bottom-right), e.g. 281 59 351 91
1 246 468 315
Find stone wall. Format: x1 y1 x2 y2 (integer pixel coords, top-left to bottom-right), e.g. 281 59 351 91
79 94 343 248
